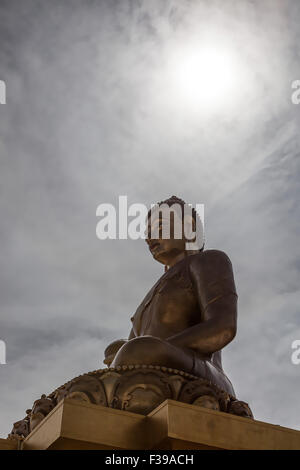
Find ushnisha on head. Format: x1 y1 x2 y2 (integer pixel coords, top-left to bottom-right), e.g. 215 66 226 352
146 195 204 269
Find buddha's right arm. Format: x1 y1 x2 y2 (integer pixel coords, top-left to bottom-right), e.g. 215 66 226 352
103 328 135 365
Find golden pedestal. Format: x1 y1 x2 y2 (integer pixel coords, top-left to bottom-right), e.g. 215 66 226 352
1 398 300 450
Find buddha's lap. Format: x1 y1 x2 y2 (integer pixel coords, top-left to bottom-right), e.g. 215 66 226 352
113 336 235 396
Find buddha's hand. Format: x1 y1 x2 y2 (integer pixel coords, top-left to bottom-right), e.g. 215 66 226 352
103 339 127 366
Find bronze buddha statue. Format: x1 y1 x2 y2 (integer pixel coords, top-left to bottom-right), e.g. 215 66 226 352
105 196 237 397
10 196 253 440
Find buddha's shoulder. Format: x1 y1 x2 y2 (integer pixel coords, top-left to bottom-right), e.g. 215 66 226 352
187 249 233 270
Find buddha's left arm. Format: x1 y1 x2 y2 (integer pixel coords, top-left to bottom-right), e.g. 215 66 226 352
167 250 237 355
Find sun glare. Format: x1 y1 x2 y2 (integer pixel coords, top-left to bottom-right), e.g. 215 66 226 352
166 42 241 115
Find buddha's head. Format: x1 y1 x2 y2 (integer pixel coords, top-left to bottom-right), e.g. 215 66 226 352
146 196 204 268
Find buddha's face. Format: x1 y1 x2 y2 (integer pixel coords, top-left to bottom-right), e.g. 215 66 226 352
146 208 186 266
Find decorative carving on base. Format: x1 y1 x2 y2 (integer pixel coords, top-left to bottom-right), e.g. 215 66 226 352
9 365 253 439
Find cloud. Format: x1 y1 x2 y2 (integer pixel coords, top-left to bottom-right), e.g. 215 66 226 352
0 0 300 435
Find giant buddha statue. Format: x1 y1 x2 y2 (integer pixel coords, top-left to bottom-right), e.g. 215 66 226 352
105 195 237 397
10 196 252 440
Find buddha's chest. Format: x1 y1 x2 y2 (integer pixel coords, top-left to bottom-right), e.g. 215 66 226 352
131 263 199 337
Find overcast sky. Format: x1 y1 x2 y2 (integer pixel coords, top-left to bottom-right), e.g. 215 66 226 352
0 0 300 436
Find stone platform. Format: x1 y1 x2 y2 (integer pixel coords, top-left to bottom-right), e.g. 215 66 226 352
2 398 300 450
8 365 253 439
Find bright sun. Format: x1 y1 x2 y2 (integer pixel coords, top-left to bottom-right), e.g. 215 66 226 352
166 42 241 115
